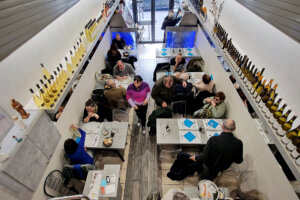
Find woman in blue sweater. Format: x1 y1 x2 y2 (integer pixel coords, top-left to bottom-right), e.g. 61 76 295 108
64 124 94 165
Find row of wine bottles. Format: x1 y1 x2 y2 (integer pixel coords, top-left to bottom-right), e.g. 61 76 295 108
85 0 115 42
30 34 86 109
213 22 300 158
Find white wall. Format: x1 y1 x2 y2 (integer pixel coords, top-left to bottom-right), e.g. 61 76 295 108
202 0 300 127
0 0 102 117
195 26 298 199
31 28 111 200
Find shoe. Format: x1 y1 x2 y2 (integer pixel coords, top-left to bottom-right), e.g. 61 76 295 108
137 119 141 127
142 126 146 135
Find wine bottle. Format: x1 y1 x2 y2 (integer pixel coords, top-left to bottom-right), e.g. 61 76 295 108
278 109 292 125
254 79 266 97
50 75 63 92
241 61 252 79
70 50 78 67
269 84 278 100
286 125 300 140
36 83 53 99
43 83 57 102
266 93 278 108
213 22 218 34
247 66 257 83
273 103 287 119
59 64 70 81
257 82 270 103
269 98 282 113
282 116 297 131
244 64 254 81
65 57 74 74
41 63 51 79
38 88 54 108
250 75 263 94
53 71 66 88
73 46 81 62
256 79 272 97
29 88 45 108
46 78 61 96
239 58 249 76
56 66 68 84
79 38 86 57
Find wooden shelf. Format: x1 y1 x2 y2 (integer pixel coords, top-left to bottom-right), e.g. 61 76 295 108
187 0 300 182
25 0 120 117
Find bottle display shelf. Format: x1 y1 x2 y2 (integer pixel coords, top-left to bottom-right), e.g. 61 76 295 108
187 0 300 182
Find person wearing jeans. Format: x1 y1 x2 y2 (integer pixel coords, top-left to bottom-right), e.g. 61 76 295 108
126 75 151 134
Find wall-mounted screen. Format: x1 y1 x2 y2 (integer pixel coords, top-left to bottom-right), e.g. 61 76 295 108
165 28 197 48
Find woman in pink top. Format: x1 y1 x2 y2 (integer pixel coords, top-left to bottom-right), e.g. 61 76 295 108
195 74 215 93
126 75 151 134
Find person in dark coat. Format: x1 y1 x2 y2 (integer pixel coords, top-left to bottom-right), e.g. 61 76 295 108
151 75 187 107
107 43 121 67
168 119 243 181
83 99 112 123
161 10 182 43
189 119 243 180
112 33 126 49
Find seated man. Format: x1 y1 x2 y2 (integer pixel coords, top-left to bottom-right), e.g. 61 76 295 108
104 79 128 108
194 74 215 93
112 33 126 49
151 75 187 107
113 60 136 80
167 119 243 181
83 99 110 123
64 124 94 165
193 91 226 119
170 53 186 73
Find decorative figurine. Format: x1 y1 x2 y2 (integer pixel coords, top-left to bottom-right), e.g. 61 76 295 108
11 99 30 119
12 136 22 143
12 116 27 130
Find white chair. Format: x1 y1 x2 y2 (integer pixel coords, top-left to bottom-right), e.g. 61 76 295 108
112 109 129 122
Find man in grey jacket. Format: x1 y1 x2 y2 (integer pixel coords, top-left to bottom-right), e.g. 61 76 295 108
113 60 136 80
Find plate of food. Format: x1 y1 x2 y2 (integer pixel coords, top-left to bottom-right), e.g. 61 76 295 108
197 180 219 200
122 51 129 57
103 137 113 147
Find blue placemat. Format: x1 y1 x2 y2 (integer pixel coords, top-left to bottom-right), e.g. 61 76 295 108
161 52 167 56
162 48 167 51
187 53 193 56
184 131 196 142
184 119 194 128
207 119 219 129
210 74 214 80
186 48 192 51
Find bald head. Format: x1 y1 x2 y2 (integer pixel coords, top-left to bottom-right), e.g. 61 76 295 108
222 119 236 132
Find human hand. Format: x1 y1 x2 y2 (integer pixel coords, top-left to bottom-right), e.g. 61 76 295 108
162 102 168 107
116 76 121 80
70 124 78 130
210 100 216 107
205 98 211 103
94 113 99 119
134 105 138 110
189 155 196 162
143 99 149 105
88 112 94 117
182 81 187 88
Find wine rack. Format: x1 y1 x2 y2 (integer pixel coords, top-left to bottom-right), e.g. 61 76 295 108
187 0 300 182
25 0 120 117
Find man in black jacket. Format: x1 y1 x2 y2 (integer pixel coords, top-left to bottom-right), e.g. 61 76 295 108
161 10 182 43
189 119 243 180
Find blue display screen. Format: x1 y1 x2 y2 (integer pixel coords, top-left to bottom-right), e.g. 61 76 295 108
166 31 196 48
112 32 136 49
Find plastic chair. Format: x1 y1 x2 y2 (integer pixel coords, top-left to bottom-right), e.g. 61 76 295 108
44 170 76 198
113 109 129 122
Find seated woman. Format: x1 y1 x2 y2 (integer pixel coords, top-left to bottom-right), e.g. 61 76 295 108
64 124 94 165
194 74 215 93
112 33 126 49
83 99 110 123
126 75 151 134
107 43 121 67
193 91 226 119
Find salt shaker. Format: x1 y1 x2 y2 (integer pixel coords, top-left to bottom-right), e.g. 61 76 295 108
12 116 26 130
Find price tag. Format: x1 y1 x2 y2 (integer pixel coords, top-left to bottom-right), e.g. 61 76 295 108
296 157 300 166
276 128 286 137
255 95 262 103
281 136 290 145
250 87 255 94
291 149 300 159
287 142 296 152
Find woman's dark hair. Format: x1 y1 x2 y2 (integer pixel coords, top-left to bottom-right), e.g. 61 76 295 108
64 139 78 154
229 74 236 84
85 99 96 107
202 74 211 84
109 43 118 54
216 91 226 101
134 75 143 82
238 90 247 101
